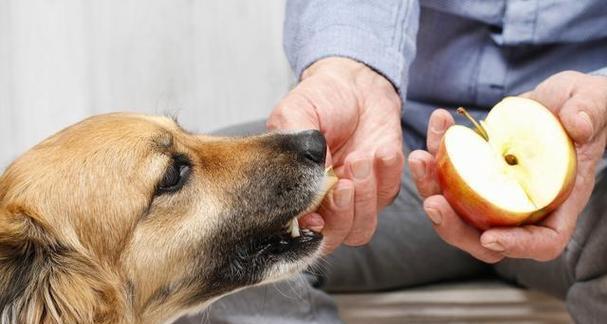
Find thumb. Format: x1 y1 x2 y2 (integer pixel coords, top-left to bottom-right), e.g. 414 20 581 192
521 72 607 145
267 94 320 131
522 87 597 145
268 94 336 168
557 96 598 145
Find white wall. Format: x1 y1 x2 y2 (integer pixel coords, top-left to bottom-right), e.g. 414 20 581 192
0 0 292 169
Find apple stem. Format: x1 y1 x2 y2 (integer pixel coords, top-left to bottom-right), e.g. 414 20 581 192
457 107 489 141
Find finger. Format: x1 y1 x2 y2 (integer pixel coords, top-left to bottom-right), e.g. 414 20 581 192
518 91 533 98
298 213 325 233
343 153 378 246
557 93 606 145
480 226 565 261
481 142 599 261
427 109 454 155
408 150 441 199
316 179 355 254
523 78 573 115
424 195 504 263
375 145 405 207
267 93 320 131
522 71 607 145
482 177 588 261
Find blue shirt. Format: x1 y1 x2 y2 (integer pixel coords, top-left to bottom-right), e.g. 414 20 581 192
284 0 607 150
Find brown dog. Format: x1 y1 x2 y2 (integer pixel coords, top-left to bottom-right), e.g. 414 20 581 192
0 113 335 323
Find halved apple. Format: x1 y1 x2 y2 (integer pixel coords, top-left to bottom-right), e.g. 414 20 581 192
436 97 577 230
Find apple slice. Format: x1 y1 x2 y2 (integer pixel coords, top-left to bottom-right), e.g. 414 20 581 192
436 97 577 230
287 167 338 237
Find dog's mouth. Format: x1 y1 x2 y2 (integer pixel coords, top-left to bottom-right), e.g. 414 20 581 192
211 167 337 289
284 168 337 238
258 168 338 256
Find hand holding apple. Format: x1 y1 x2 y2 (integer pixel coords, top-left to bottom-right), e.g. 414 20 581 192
408 71 607 262
436 97 577 230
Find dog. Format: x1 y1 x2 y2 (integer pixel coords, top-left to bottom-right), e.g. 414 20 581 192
0 113 336 323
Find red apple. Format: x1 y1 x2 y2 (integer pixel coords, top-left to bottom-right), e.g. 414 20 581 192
436 97 577 230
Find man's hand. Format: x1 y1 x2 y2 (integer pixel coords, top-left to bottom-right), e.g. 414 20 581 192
408 71 607 263
268 57 404 254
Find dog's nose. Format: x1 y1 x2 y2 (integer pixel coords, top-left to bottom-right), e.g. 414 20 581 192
295 130 326 165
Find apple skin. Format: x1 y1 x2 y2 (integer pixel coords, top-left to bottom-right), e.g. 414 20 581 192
435 135 577 231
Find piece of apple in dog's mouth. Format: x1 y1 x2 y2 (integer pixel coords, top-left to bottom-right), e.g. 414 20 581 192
258 167 337 256
285 167 338 238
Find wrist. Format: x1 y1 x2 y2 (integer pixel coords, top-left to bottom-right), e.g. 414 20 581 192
302 57 367 80
302 57 401 111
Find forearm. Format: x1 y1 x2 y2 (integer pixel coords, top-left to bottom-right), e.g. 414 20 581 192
284 0 420 91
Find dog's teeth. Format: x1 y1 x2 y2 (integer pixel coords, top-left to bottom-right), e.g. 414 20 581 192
289 218 301 238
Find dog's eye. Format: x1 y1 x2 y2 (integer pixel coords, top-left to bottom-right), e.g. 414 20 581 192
156 155 191 195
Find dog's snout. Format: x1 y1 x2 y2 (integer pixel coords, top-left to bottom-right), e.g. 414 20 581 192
296 130 326 165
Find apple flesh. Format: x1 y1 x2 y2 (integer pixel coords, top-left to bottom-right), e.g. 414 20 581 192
436 97 577 230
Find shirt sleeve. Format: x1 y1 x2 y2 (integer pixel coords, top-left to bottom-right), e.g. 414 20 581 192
591 67 607 78
283 0 420 91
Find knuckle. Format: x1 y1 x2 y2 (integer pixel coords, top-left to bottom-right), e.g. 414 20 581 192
533 240 566 262
379 183 401 204
267 106 288 128
556 70 584 81
417 185 435 200
344 230 374 246
344 219 377 246
273 103 292 117
573 97 596 114
356 188 377 204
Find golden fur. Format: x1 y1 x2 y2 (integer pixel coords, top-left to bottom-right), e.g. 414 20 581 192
0 113 330 323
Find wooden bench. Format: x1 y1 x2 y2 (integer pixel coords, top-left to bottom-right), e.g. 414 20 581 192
334 280 572 323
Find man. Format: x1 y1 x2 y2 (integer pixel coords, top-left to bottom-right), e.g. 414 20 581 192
179 1 607 323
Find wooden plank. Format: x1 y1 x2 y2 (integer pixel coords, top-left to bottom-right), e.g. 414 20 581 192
334 281 572 323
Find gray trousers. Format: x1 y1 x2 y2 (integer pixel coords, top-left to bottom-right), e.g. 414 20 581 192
176 121 607 324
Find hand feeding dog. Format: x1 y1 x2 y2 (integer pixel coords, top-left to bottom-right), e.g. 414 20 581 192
0 113 337 324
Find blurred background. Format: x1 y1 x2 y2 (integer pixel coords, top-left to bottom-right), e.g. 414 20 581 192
0 2 575 322
0 0 291 169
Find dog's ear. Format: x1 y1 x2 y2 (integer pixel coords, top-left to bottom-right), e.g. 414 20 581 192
0 205 123 323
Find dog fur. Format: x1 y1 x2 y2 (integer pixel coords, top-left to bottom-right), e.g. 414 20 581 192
0 113 331 323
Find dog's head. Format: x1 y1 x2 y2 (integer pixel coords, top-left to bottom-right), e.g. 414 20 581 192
0 113 335 323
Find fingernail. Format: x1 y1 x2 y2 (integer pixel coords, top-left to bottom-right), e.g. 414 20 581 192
430 117 447 134
577 111 594 137
482 241 505 252
425 208 442 225
352 159 371 180
377 148 399 166
335 187 353 208
381 153 398 166
411 158 426 180
430 125 443 134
